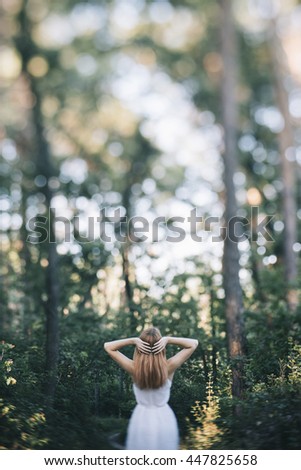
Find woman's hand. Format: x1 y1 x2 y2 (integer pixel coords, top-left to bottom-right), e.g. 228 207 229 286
135 338 152 354
152 336 168 354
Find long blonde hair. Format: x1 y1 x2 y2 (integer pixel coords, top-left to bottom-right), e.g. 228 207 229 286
133 327 168 389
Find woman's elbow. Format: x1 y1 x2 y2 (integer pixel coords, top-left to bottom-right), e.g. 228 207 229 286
193 339 199 350
104 342 109 352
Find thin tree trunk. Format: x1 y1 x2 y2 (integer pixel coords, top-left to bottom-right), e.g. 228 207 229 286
219 0 246 399
121 179 138 330
121 240 139 331
121 241 134 306
15 4 60 401
268 22 298 311
249 248 266 303
209 286 218 386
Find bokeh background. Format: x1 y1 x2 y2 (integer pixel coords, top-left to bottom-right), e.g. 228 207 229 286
0 0 301 450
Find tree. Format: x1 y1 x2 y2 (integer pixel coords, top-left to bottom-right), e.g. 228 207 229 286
268 20 298 311
15 3 60 401
219 0 246 399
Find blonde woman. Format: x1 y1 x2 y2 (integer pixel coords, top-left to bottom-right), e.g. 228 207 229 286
104 327 198 450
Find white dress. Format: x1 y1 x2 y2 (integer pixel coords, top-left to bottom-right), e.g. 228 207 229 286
125 378 179 450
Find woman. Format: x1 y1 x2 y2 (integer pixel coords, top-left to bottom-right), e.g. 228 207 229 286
104 327 198 450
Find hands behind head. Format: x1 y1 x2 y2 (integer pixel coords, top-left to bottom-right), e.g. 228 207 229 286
151 336 168 354
135 338 152 354
136 336 168 355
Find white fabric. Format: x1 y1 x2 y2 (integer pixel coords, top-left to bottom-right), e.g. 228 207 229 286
125 378 179 450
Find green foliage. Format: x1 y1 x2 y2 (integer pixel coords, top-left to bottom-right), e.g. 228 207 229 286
0 341 48 449
1 293 300 450
0 399 48 450
217 340 301 450
183 376 223 450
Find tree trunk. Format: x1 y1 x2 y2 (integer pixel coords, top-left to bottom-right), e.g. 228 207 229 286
209 286 218 386
121 241 134 307
249 248 266 303
219 0 246 399
15 4 60 401
268 22 298 311
121 173 138 330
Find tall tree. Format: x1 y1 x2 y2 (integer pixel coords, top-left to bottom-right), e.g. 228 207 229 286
268 21 298 311
15 4 60 401
219 0 246 399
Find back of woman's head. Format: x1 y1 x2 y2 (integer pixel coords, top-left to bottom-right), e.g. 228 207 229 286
133 327 168 389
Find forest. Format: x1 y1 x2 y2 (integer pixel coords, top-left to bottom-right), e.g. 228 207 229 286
0 0 301 450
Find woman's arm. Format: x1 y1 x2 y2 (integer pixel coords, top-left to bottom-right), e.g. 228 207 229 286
104 337 151 374
152 336 198 376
